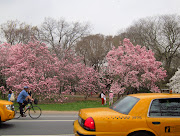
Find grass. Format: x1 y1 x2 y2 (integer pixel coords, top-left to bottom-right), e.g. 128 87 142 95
1 95 110 111
39 100 109 111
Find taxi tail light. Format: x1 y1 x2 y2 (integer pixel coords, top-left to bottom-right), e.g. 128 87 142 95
84 117 95 131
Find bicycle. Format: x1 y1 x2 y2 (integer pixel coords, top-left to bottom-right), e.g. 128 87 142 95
14 100 42 119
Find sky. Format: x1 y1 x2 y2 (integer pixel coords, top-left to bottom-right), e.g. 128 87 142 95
0 0 180 35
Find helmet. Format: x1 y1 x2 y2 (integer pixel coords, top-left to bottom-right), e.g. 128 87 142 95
24 86 29 89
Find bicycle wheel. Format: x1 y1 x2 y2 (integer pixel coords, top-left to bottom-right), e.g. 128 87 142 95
29 106 42 119
14 106 21 119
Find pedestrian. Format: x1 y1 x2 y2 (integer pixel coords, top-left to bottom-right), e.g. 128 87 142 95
28 89 32 100
8 89 12 101
17 86 34 117
103 92 107 105
100 91 104 105
25 89 33 110
109 90 114 106
10 90 15 102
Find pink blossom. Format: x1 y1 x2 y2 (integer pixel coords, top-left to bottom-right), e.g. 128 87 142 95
105 39 167 94
0 41 104 102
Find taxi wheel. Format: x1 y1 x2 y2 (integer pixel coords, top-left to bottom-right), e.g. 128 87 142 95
131 132 152 136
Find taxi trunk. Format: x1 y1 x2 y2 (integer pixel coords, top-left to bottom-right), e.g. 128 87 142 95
74 107 129 136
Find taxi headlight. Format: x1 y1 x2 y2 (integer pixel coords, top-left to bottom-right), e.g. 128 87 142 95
5 105 12 110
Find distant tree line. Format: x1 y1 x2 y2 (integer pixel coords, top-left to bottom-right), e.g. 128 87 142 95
0 14 179 94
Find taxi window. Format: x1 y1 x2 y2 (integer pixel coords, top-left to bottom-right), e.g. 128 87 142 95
149 98 180 117
110 96 139 115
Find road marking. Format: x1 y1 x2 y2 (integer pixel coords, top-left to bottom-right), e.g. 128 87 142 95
9 120 75 122
12 115 78 118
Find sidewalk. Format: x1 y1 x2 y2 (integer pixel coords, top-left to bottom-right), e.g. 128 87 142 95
42 110 78 115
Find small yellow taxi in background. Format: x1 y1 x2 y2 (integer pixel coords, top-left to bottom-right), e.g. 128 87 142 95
74 93 180 136
0 100 15 122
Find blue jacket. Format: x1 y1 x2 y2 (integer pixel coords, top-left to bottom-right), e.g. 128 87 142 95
8 94 11 101
17 90 29 103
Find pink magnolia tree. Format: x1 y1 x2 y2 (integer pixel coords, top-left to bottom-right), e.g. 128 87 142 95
0 41 104 102
1 41 62 101
76 67 105 98
105 39 167 94
54 50 105 99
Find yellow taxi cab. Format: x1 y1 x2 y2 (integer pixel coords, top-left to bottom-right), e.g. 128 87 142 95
0 99 15 122
74 93 180 136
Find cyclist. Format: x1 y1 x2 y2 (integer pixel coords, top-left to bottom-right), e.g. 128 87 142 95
17 86 34 117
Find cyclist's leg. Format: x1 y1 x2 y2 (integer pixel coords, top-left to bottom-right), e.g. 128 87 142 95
19 101 28 117
18 102 24 117
23 100 28 111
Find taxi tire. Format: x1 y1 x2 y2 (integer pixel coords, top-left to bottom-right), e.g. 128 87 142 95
131 132 152 136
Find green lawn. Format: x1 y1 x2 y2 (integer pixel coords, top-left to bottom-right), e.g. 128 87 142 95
39 100 109 111
1 96 110 111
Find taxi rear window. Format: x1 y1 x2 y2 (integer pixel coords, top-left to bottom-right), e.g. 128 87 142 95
149 98 180 117
110 96 139 115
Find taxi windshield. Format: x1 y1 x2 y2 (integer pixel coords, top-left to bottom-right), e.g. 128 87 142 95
110 96 139 115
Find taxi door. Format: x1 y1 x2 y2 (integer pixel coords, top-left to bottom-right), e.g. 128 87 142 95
146 98 180 136
147 117 180 136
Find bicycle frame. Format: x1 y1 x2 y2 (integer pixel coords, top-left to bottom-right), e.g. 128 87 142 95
23 102 33 114
14 101 42 119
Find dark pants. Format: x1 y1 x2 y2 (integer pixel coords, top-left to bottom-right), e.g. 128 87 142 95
18 101 28 116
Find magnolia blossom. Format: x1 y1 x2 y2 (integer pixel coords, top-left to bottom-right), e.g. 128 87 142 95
0 41 104 102
105 38 167 94
167 68 180 93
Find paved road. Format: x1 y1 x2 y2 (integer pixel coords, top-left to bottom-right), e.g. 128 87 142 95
0 112 78 136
